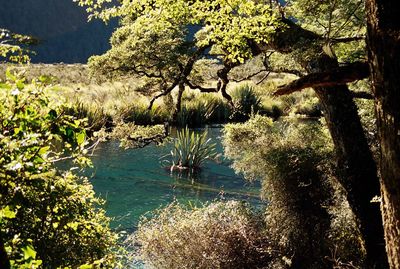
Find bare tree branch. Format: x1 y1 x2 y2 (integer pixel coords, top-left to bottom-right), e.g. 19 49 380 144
147 44 212 110
148 81 179 110
185 79 217 92
217 62 239 107
256 71 271 85
273 61 369 96
231 69 269 83
127 125 169 148
331 36 365 43
351 91 374 99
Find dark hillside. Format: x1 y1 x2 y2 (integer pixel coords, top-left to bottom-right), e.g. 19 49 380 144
0 0 116 63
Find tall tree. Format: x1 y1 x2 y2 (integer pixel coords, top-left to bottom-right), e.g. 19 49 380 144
365 0 400 268
77 0 386 266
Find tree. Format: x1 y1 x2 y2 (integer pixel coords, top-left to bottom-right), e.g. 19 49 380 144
0 28 37 63
79 0 280 119
0 72 117 268
76 0 386 266
365 0 400 268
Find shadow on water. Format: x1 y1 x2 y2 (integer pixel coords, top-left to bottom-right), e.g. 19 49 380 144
85 127 265 231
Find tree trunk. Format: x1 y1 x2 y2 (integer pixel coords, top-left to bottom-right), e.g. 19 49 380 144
366 1 400 268
251 18 387 266
310 53 387 268
173 83 185 122
0 234 10 269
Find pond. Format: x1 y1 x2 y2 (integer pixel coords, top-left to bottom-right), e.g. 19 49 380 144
86 127 265 231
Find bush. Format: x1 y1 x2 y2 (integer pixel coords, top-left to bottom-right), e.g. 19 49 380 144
0 72 118 268
107 122 167 149
291 96 322 117
130 201 271 269
223 115 364 268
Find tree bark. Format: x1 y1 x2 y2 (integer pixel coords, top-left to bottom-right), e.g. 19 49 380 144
173 83 185 122
308 53 387 268
366 1 400 268
274 61 370 96
0 234 10 269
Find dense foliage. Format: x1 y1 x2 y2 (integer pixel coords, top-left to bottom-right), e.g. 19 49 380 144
131 200 270 269
23 0 399 267
0 71 117 268
0 29 36 63
223 116 364 268
77 0 281 62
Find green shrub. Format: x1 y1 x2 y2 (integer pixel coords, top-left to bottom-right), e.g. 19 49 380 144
223 115 364 268
259 97 284 120
130 201 271 269
291 96 322 117
107 122 167 149
175 101 215 127
0 72 118 268
166 127 220 171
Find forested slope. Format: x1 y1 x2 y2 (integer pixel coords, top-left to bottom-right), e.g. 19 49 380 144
0 0 116 63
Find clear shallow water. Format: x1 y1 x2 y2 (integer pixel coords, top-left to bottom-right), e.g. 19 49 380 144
86 128 264 230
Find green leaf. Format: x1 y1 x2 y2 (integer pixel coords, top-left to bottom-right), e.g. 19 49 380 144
22 245 37 259
76 131 86 145
6 68 16 81
38 146 50 156
0 82 12 89
0 206 17 219
16 79 25 90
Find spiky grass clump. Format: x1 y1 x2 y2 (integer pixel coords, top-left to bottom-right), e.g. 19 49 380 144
230 83 262 121
176 93 231 127
169 127 220 170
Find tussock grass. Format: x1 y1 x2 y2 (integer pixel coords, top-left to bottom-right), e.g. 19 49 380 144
130 201 271 269
1 64 323 129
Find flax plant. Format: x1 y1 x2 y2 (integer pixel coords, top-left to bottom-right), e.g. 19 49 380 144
169 127 220 171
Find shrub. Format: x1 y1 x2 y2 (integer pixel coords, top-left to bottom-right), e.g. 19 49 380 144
0 72 118 268
130 201 271 269
223 115 364 268
291 96 322 117
259 97 284 119
107 122 167 149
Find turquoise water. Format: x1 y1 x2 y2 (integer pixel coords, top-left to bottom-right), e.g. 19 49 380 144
87 128 264 231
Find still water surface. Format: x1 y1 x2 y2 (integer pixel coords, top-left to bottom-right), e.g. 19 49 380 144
86 128 264 230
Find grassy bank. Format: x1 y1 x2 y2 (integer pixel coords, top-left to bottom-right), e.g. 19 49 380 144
1 63 322 131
